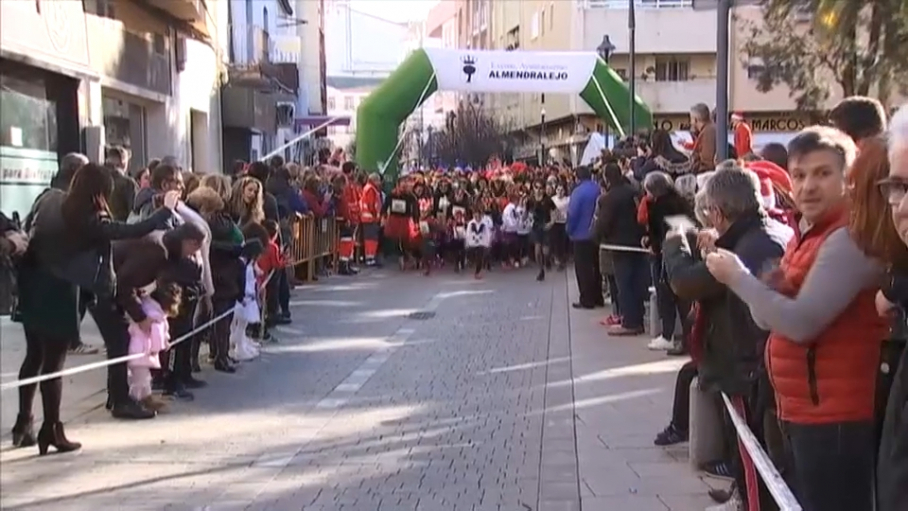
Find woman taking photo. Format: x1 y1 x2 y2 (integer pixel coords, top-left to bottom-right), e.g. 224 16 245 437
12 164 177 453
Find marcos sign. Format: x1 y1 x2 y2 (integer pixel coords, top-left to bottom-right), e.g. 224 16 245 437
653 113 810 133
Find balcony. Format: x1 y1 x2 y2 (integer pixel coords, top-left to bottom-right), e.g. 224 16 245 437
85 15 171 95
221 87 278 134
634 79 715 113
581 4 716 54
143 0 206 24
582 0 693 7
227 24 293 90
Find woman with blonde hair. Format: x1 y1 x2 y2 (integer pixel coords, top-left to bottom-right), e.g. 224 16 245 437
200 174 232 204
230 176 265 226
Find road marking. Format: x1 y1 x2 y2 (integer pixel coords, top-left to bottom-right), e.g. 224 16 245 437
312 293 445 411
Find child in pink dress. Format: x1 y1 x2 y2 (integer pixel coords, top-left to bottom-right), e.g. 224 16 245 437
127 282 181 404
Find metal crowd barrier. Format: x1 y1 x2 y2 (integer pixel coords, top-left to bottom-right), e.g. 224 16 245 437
287 214 339 282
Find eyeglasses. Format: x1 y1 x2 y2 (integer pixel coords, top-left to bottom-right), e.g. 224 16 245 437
877 178 908 206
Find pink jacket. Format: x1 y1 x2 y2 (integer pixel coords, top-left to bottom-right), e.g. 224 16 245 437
127 298 170 368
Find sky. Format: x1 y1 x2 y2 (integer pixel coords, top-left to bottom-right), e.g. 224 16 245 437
350 0 439 23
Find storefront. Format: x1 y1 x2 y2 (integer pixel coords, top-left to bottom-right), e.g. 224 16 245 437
652 111 812 134
0 59 81 217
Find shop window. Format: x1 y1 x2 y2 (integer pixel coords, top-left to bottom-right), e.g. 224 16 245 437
0 73 57 153
344 96 354 110
102 96 146 174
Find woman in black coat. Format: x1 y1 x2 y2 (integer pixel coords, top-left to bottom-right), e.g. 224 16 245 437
642 171 694 353
12 163 175 454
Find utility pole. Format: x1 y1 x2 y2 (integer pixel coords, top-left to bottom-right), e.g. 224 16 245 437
715 0 731 161
628 0 636 137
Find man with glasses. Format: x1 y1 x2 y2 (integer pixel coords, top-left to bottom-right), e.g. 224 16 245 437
877 104 908 511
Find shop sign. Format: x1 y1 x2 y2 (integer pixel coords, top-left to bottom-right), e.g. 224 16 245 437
653 113 810 133
0 146 57 217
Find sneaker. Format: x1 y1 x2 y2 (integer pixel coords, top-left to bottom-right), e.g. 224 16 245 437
647 335 675 351
705 487 741 511
701 460 734 481
708 485 734 504
69 344 100 355
598 314 622 326
654 423 689 446
667 342 689 357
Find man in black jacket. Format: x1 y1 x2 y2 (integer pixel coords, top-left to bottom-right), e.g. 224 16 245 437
104 146 139 222
593 163 647 335
663 165 792 510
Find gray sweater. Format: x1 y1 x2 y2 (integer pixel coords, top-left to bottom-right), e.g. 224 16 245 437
726 227 882 344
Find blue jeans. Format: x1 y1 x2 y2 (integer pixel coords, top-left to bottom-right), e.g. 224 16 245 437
612 252 648 329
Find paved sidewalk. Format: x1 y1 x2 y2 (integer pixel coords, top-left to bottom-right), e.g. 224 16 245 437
566 275 719 511
1 317 108 434
0 268 720 511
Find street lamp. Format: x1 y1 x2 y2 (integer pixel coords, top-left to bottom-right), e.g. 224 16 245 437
540 93 547 166
596 35 617 149
628 0 637 137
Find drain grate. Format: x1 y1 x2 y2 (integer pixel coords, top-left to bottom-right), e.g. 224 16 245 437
407 311 436 320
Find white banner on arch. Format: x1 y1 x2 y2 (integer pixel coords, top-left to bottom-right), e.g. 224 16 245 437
423 48 598 95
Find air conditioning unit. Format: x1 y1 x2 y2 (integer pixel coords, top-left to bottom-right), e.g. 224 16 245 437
276 102 296 126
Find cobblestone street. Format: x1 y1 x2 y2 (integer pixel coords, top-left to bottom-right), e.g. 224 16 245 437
0 269 719 511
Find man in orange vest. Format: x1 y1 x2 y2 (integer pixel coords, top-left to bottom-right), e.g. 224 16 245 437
336 162 361 275
360 172 383 267
707 127 885 511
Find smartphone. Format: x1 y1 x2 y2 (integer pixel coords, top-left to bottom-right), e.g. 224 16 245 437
664 215 695 233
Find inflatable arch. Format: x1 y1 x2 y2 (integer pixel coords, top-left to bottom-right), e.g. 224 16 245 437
355 48 654 182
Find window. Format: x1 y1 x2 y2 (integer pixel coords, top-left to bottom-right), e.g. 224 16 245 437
0 73 57 152
549 4 554 30
83 0 116 18
343 96 354 110
613 68 628 80
540 11 545 35
531 12 539 39
654 57 690 81
327 96 336 110
747 64 765 80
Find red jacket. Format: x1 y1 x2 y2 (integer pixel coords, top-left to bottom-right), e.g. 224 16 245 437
734 122 753 157
360 183 381 223
301 189 329 217
766 206 887 424
338 182 361 224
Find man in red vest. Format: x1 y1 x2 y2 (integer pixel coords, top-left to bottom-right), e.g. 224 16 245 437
732 112 753 158
336 162 361 275
359 173 383 267
707 127 885 511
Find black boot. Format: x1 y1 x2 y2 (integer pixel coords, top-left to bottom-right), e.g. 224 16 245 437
37 422 81 455
536 268 545 282
214 357 237 373
11 414 36 448
190 339 202 373
111 399 156 420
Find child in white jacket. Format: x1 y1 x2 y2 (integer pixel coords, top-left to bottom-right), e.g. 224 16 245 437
465 209 493 279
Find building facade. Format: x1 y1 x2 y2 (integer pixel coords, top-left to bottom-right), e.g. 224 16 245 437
464 0 860 163
221 0 302 168
0 0 225 216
